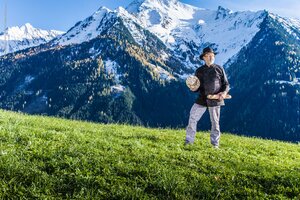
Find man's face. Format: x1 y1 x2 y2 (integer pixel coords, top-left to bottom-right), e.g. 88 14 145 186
203 52 215 66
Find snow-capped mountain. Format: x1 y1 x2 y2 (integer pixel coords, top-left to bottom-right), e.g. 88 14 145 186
126 0 268 70
52 6 174 81
53 0 269 77
53 7 112 46
222 11 300 141
53 6 165 52
0 23 64 56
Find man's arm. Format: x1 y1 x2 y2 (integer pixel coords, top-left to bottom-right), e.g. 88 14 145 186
218 67 230 100
221 67 230 93
192 69 201 93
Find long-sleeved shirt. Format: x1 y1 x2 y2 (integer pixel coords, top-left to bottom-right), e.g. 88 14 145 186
194 64 230 107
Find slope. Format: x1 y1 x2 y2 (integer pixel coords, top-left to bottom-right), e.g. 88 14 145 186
0 109 299 199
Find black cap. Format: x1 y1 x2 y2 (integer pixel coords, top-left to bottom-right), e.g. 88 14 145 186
200 47 216 60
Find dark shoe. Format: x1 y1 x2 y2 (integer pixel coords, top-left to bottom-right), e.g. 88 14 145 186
184 140 193 146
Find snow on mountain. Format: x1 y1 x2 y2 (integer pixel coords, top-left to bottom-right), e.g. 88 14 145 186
53 7 113 46
3 0 298 81
53 6 157 49
267 13 300 87
269 13 300 40
116 7 150 47
0 23 64 56
51 0 269 71
126 0 267 67
104 59 122 83
126 0 202 45
45 0 300 78
201 8 266 66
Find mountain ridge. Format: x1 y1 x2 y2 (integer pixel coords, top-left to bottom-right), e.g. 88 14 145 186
0 1 299 141
0 23 64 56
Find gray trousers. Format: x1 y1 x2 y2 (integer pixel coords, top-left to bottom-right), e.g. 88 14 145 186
185 103 221 146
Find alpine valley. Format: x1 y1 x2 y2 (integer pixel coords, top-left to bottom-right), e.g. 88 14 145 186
0 0 299 141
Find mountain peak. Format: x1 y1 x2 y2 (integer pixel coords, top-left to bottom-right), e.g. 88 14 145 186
1 23 63 40
53 5 115 46
215 6 232 20
96 6 111 13
21 23 35 33
23 23 34 29
267 11 300 36
126 0 179 13
0 24 64 56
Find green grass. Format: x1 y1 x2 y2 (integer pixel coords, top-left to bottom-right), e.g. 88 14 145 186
0 109 299 199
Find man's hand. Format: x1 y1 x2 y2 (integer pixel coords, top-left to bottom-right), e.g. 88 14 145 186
217 92 227 101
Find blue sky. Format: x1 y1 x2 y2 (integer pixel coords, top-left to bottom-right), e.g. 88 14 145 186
1 0 300 32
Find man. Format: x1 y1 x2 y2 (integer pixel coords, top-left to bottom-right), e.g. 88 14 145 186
185 47 230 148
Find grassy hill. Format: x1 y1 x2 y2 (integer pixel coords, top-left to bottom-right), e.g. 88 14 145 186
0 109 299 199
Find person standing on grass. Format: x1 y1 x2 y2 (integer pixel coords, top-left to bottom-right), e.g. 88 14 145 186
185 47 230 148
